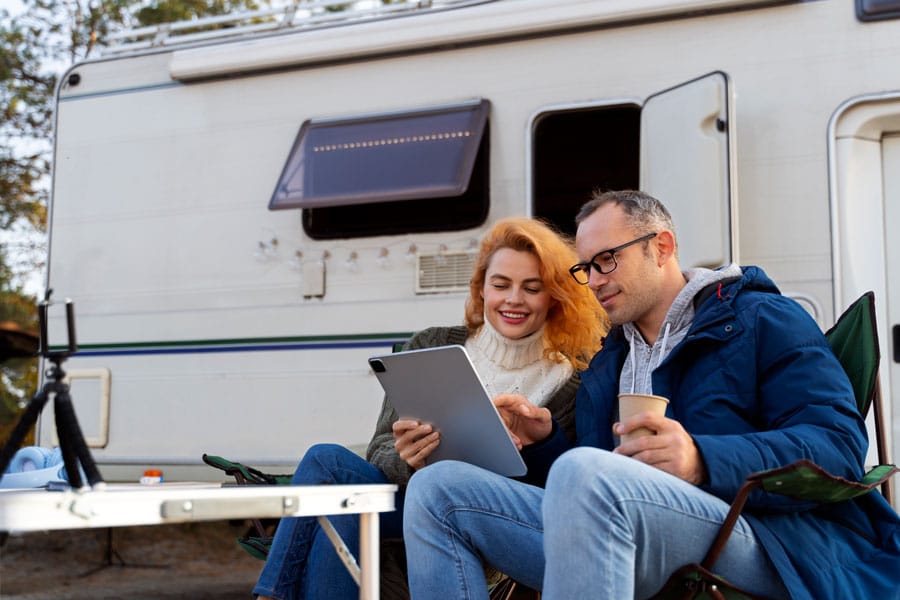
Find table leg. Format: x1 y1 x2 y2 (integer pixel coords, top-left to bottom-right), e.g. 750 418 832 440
358 511 380 600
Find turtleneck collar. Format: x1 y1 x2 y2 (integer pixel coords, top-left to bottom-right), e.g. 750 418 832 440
472 317 547 370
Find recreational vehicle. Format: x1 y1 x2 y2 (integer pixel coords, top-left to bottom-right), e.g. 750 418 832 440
40 0 900 501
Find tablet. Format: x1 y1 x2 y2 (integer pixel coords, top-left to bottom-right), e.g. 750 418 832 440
368 345 527 477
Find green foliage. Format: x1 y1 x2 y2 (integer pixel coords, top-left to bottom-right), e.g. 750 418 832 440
0 16 51 233
135 0 263 25
0 287 38 446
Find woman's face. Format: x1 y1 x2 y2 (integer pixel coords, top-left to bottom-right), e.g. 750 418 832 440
481 248 552 340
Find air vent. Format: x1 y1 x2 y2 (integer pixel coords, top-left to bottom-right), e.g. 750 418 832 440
416 252 476 294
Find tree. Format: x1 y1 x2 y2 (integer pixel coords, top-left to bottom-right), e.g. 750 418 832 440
1 8 51 297
0 284 40 446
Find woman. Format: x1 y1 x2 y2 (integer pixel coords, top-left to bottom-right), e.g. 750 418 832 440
254 217 606 600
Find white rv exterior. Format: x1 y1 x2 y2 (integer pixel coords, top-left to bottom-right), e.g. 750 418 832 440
40 0 900 494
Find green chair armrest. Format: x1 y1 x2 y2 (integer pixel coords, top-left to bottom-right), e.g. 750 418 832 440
748 459 898 504
202 453 293 485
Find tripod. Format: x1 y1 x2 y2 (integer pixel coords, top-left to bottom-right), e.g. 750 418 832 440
0 295 103 489
0 353 104 489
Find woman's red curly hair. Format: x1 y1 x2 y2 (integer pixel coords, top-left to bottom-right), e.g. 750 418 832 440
464 217 607 371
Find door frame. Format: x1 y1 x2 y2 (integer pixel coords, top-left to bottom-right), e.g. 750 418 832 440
829 92 900 495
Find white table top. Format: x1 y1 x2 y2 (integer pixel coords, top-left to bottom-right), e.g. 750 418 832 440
0 482 397 533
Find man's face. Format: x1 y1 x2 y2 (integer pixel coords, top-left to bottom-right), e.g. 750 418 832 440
574 204 661 328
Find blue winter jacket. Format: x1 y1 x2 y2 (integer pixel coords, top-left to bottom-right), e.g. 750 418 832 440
523 266 900 599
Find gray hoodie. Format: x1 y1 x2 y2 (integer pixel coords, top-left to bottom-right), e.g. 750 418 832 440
619 264 743 396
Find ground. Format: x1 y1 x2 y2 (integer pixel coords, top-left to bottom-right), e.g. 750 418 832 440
0 521 263 599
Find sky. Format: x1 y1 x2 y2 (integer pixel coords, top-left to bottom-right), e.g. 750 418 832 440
0 0 23 17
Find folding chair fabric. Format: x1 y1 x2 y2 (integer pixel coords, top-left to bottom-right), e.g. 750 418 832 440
823 291 879 417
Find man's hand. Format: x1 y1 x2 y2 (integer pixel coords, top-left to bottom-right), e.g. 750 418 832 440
493 394 553 449
612 413 708 485
393 419 440 470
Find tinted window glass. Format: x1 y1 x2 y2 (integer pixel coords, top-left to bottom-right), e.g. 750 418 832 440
271 99 489 210
302 129 489 240
857 0 900 21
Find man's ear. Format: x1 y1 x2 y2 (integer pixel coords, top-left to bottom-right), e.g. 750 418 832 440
655 230 677 265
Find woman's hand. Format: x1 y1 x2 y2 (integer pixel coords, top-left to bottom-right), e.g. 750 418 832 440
492 394 552 449
393 419 440 470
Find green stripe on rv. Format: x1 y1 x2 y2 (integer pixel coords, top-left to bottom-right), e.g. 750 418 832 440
53 332 415 351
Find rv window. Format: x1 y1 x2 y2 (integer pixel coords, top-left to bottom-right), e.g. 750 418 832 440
270 99 490 211
301 130 489 239
532 105 640 237
857 0 900 21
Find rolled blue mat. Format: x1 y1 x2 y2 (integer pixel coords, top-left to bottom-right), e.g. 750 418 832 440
5 446 53 473
47 446 63 467
0 445 89 489
58 461 85 483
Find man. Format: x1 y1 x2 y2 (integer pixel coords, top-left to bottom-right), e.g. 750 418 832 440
402 190 900 599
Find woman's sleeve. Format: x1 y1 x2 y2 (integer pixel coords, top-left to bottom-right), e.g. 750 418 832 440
366 395 413 485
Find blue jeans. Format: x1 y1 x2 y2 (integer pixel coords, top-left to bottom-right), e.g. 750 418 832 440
403 449 789 600
253 444 405 600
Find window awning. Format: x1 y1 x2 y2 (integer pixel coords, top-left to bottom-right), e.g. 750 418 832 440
269 99 490 210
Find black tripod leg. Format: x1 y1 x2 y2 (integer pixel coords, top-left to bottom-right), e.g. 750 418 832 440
78 527 169 577
55 397 84 489
53 383 104 487
0 387 51 479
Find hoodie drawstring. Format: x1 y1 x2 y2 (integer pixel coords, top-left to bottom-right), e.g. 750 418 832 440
629 322 671 394
629 328 637 394
658 322 671 368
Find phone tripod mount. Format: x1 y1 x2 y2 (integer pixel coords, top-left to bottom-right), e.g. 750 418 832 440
0 293 104 489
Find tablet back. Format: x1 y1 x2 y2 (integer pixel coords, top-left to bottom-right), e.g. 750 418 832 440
368 345 527 477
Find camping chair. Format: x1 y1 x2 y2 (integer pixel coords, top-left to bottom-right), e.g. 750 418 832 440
652 291 899 599
201 454 293 558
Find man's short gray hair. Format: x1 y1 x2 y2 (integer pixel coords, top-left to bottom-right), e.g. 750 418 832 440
575 190 676 242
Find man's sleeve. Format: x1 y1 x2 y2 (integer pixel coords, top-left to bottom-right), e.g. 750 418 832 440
693 298 868 511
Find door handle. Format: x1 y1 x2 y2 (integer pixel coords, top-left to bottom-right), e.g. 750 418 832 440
894 324 900 363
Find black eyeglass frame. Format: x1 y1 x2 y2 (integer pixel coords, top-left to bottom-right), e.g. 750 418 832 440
569 232 658 284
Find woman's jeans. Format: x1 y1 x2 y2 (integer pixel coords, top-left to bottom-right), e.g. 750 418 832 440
253 444 404 600
403 448 789 600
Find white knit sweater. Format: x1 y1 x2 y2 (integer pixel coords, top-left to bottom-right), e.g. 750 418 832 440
465 319 573 407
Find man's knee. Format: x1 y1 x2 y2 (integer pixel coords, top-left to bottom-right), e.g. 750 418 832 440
545 448 626 505
548 447 609 483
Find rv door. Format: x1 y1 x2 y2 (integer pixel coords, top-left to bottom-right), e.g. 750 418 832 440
640 71 736 269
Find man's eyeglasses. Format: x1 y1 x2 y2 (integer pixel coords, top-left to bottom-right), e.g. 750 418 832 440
568 232 658 285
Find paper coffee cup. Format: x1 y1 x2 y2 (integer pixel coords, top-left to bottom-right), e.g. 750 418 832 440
617 393 670 442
